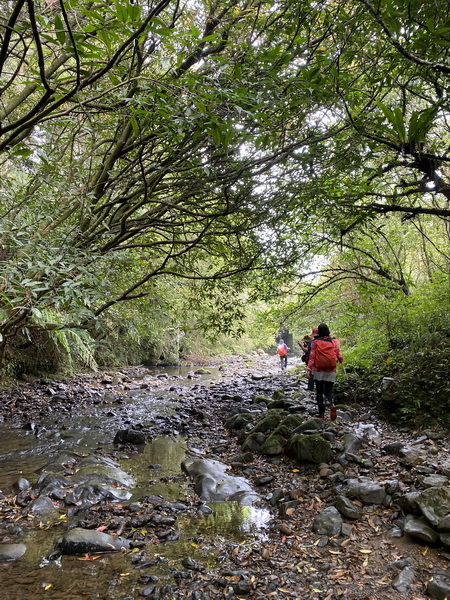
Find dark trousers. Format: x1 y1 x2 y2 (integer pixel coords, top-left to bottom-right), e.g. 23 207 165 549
316 380 334 417
307 372 315 391
279 355 287 370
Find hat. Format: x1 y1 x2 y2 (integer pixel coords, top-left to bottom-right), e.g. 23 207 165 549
311 327 319 336
302 334 312 342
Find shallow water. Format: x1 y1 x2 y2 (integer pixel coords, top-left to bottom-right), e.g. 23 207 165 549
0 368 269 598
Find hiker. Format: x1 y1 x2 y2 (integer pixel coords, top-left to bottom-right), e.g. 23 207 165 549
298 334 312 357
304 327 319 391
277 338 289 370
306 323 343 418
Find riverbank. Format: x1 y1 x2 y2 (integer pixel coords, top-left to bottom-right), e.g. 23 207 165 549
0 353 449 600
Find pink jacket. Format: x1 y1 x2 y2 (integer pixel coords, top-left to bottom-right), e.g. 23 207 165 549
308 337 343 372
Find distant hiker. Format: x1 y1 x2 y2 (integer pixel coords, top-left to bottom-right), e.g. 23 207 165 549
306 323 343 418
304 327 319 391
277 339 289 370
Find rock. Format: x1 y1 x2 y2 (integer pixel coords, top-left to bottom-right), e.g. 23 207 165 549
27 495 59 515
383 442 404 455
181 458 259 505
56 528 131 555
224 413 254 432
391 566 415 593
400 449 425 468
421 475 449 489
344 478 387 505
194 368 211 375
403 516 440 544
12 477 31 493
292 418 323 434
254 475 275 486
229 452 254 464
427 578 450 600
113 429 146 445
341 433 363 454
398 491 422 515
417 487 450 528
73 455 136 488
259 434 286 455
252 410 286 433
241 432 266 453
285 434 333 464
312 506 342 536
0 543 27 563
252 395 271 405
335 495 363 520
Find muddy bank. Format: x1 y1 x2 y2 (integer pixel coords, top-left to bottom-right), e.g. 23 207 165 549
0 353 449 600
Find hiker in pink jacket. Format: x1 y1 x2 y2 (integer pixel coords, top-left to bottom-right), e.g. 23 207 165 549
306 323 343 418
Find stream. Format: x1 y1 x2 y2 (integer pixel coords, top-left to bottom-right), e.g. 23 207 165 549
0 366 271 600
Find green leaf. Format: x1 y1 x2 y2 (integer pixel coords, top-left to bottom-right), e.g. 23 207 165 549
54 15 66 46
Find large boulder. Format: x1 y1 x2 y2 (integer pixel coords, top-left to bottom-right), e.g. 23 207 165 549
56 528 131 555
285 434 333 464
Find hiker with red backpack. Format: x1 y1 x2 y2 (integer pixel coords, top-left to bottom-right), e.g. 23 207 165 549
306 323 343 419
303 327 319 391
276 339 289 370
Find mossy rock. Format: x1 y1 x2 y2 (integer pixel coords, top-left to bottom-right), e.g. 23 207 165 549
241 432 267 453
293 390 307 400
259 434 287 456
272 424 291 439
293 418 324 434
280 414 304 430
272 389 286 400
224 413 254 432
267 399 295 409
252 410 287 433
252 394 272 405
285 434 333 464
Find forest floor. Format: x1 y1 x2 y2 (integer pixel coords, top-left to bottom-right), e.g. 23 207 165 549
0 353 449 600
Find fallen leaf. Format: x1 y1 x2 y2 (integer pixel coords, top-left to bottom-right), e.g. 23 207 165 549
96 525 108 532
44 584 52 590
359 549 372 554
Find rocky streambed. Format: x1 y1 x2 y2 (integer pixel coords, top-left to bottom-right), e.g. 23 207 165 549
0 354 449 600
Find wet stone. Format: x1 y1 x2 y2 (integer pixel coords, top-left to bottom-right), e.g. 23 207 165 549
428 578 450 600
113 428 146 445
0 543 27 563
56 527 131 555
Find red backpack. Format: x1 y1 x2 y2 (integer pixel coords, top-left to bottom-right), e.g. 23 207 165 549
277 344 287 356
314 337 337 370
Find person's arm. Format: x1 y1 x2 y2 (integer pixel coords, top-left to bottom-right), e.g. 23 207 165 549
307 341 316 370
333 339 343 364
